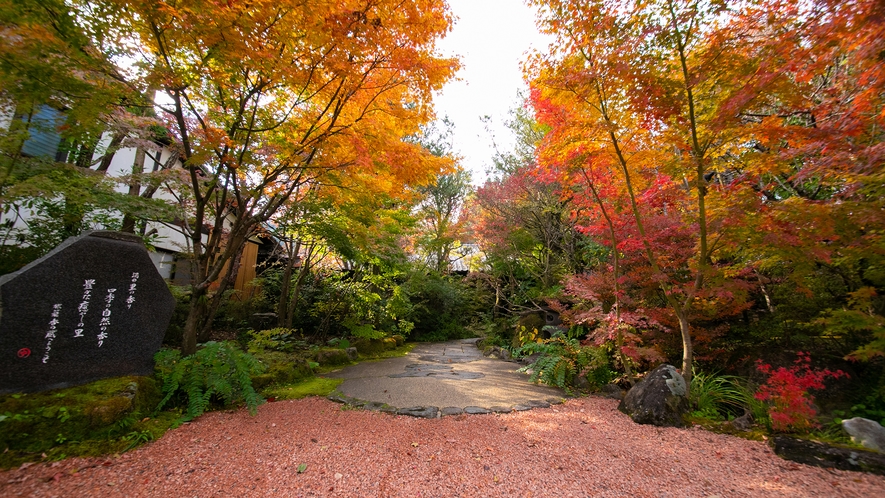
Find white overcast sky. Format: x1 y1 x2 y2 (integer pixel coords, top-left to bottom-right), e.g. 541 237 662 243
432 0 550 185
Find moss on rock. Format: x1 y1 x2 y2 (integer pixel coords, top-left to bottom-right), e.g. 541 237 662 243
0 376 163 469
353 337 398 356
251 351 314 389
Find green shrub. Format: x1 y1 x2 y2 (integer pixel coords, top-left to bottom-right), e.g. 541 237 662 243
154 341 266 420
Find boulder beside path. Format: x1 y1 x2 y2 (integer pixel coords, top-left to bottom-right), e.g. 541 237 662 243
618 364 690 427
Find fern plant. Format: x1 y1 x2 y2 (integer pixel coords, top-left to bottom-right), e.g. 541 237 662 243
154 341 266 420
515 333 611 393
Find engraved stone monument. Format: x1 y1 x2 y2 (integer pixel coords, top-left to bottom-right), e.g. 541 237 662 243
0 231 176 394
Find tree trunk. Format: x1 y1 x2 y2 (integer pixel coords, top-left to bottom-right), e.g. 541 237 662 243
181 285 208 355
676 308 693 386
276 245 295 328
121 146 147 233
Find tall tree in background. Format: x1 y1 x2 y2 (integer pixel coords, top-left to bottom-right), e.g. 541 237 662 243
411 118 472 273
415 168 472 273
473 98 586 310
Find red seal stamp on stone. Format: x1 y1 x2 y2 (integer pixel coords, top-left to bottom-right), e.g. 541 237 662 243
17 348 31 359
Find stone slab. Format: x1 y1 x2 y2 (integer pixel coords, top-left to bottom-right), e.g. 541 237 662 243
0 231 175 394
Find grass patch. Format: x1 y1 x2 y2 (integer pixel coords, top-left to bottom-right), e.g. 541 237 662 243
261 377 344 401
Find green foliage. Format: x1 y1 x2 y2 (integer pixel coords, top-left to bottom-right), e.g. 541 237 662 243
400 271 472 341
327 337 351 349
690 370 765 422
350 323 386 340
249 350 314 389
154 341 266 420
515 333 611 393
247 328 302 354
815 288 885 362
831 393 885 426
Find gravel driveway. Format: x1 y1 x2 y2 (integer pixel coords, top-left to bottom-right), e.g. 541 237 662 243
2 396 884 497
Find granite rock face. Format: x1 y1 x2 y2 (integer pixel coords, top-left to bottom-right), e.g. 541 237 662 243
843 417 885 453
618 364 690 427
0 231 175 394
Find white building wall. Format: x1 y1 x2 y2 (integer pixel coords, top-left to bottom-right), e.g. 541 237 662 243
1 107 192 277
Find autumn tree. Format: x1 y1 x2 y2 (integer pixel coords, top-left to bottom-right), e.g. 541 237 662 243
408 119 471 273
528 0 792 383
50 0 459 354
473 98 589 315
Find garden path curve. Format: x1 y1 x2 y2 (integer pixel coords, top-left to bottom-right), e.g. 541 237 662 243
323 338 566 417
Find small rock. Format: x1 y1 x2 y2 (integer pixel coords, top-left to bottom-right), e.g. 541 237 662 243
489 406 513 413
396 406 439 419
440 407 464 416
345 347 358 361
843 417 885 453
513 404 533 412
729 411 753 431
520 353 541 366
326 395 350 404
464 406 491 415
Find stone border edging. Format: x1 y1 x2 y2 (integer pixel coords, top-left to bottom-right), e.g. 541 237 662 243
326 393 566 419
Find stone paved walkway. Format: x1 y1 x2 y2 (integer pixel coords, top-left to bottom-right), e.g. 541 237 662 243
323 338 565 418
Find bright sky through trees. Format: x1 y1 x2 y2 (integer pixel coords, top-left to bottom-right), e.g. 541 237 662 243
434 0 551 185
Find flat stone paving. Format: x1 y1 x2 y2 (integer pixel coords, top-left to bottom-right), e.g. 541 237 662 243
323 339 565 417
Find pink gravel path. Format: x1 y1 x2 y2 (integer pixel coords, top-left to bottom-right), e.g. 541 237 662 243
2 396 884 497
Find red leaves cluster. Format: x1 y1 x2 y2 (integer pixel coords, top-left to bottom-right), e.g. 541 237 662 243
755 352 848 432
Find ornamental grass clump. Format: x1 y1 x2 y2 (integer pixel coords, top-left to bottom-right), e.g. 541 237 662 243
755 352 847 433
689 370 764 422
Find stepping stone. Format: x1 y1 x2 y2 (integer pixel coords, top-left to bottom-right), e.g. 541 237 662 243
441 407 464 416
513 404 533 412
389 364 484 379
464 406 491 415
397 406 439 419
489 406 513 413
